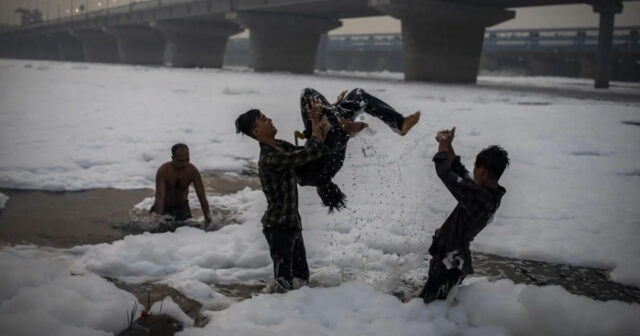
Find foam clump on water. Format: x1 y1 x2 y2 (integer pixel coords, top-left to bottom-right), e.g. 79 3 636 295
0 247 138 336
0 59 639 286
180 279 640 336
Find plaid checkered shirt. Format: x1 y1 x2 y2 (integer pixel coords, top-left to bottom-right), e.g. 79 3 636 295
258 137 324 229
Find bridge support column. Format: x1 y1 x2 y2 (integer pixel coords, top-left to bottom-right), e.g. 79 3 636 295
592 0 623 89
11 38 42 60
55 33 85 62
227 12 341 73
1 39 20 59
369 0 514 83
0 40 12 58
106 26 166 65
72 29 119 63
153 21 242 68
36 36 61 60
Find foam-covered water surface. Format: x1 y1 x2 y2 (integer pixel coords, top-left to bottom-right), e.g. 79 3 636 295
1 59 639 334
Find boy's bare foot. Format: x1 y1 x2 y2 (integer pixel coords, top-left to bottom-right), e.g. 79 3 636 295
339 117 368 137
347 122 368 137
400 111 421 136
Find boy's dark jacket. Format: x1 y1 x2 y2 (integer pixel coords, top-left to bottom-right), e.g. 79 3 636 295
429 151 506 274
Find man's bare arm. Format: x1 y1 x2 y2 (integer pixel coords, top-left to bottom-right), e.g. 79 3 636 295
192 167 211 224
153 166 166 215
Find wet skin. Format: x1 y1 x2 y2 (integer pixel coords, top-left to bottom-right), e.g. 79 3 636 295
153 148 211 223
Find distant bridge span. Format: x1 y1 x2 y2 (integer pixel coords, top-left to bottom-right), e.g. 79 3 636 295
0 0 636 88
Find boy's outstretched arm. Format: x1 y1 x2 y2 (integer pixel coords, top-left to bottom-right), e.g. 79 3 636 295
262 98 325 169
434 127 482 207
436 127 457 163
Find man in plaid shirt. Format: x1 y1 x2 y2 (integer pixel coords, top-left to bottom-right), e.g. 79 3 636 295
235 99 328 292
420 127 509 304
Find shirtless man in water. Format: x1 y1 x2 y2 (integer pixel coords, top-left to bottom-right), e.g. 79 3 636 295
151 143 212 225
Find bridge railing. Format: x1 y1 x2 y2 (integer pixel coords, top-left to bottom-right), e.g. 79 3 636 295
3 0 193 31
483 27 639 52
322 27 639 53
224 27 640 54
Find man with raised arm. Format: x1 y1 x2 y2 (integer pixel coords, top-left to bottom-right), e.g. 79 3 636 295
235 99 327 293
421 127 509 303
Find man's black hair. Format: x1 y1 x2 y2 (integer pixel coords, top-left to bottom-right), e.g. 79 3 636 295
475 145 510 180
236 109 261 138
317 181 347 213
171 143 189 156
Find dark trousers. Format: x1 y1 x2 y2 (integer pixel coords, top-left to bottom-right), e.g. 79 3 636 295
263 228 310 289
300 87 405 139
150 203 192 221
419 257 466 304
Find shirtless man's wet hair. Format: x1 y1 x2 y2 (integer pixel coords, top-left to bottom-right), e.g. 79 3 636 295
172 143 189 156
151 144 212 225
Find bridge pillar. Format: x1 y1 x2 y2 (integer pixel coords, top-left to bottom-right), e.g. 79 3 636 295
0 39 11 58
369 0 514 83
153 21 242 68
72 29 119 63
106 26 166 65
0 39 19 59
36 36 62 60
55 33 85 62
11 39 28 59
10 38 41 60
592 0 623 89
227 12 341 73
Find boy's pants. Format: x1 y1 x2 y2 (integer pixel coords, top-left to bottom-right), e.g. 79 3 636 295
300 88 405 139
263 227 310 290
419 257 466 304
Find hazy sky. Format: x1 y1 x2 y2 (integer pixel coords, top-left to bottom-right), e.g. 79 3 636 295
2 0 639 34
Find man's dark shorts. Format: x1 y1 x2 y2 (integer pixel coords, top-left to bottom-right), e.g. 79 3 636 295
150 203 192 221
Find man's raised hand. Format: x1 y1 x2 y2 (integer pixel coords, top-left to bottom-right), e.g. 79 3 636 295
307 98 327 141
306 97 324 122
436 127 456 144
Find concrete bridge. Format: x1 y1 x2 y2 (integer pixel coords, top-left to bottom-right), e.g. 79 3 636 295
224 26 640 81
0 0 634 88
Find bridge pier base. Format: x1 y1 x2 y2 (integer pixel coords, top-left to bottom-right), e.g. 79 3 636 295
11 38 43 60
370 0 514 83
107 26 166 65
228 12 341 74
37 36 62 60
0 40 11 58
55 33 85 62
592 0 623 89
73 29 119 63
0 39 18 58
154 21 242 68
